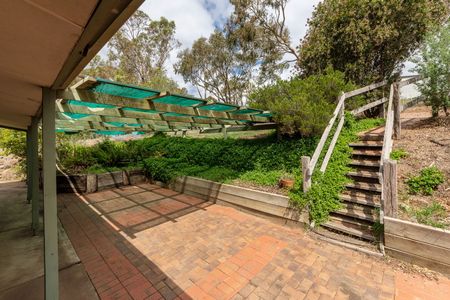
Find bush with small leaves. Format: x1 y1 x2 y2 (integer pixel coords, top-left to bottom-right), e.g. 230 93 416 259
406 166 445 195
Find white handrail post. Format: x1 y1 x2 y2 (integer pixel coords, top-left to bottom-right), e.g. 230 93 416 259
301 156 311 192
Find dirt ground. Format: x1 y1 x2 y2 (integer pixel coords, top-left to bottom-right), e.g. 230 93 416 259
394 105 450 227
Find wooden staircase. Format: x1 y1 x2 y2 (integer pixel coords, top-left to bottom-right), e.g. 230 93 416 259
321 133 383 243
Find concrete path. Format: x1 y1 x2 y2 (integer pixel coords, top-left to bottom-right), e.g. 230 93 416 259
0 181 98 300
58 183 450 300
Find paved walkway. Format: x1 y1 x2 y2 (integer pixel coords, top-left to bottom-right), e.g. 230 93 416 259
58 183 450 300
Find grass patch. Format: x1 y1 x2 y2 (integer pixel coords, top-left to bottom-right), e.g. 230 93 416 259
406 166 445 195
402 201 449 229
290 114 385 224
390 148 408 161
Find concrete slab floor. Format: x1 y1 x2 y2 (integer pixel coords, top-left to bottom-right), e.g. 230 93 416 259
0 181 97 299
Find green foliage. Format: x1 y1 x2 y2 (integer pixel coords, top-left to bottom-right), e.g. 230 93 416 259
83 11 186 94
372 220 384 238
390 148 408 161
290 115 385 224
237 169 285 187
0 128 27 158
227 0 296 81
406 166 445 195
249 68 361 136
298 0 449 85
413 22 450 117
175 30 254 105
58 133 316 185
403 201 448 229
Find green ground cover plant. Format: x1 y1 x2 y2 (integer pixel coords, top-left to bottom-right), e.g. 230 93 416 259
390 148 408 161
57 133 318 188
290 115 385 224
406 166 445 195
402 201 448 229
139 134 317 183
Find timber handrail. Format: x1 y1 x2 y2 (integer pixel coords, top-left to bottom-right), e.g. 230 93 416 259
302 79 389 192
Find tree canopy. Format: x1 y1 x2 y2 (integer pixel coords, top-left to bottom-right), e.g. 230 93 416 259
297 0 449 85
413 22 450 117
175 30 254 105
83 10 186 94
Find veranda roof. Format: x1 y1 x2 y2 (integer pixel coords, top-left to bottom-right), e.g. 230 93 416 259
55 77 275 135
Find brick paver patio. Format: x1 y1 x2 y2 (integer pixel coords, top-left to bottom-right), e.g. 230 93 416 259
58 183 450 300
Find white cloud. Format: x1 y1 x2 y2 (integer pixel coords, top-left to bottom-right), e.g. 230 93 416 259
138 0 320 93
98 0 320 94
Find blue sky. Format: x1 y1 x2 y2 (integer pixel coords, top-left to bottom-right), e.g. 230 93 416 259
101 0 415 95
137 0 321 94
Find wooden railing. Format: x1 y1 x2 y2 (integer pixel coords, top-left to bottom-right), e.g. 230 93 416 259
301 79 388 192
380 76 422 219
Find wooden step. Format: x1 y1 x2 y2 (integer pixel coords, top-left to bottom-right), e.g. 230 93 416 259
340 193 381 207
334 203 377 222
358 134 383 141
352 150 382 157
350 159 381 168
345 182 382 193
347 171 380 179
322 216 375 241
349 141 383 148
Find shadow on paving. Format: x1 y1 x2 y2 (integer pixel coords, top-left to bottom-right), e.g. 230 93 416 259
81 183 214 238
57 183 205 299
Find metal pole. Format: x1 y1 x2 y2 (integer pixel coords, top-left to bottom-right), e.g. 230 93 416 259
42 88 58 300
30 116 40 235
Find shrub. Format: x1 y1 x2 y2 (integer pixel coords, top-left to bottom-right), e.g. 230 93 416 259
0 128 26 158
413 22 450 117
248 68 361 137
406 166 445 195
390 149 408 161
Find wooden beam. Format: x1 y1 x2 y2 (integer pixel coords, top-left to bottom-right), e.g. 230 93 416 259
200 123 277 134
310 93 345 172
57 88 272 123
320 113 345 173
398 75 422 88
344 80 388 98
351 98 388 115
52 0 145 89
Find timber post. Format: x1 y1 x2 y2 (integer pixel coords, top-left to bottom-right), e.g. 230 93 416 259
382 159 398 218
301 156 311 193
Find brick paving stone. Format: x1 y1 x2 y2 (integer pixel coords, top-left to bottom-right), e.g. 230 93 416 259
127 191 166 204
59 187 450 300
113 186 146 196
94 197 136 213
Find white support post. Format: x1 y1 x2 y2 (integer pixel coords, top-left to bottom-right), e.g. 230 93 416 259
30 116 40 235
42 88 58 300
